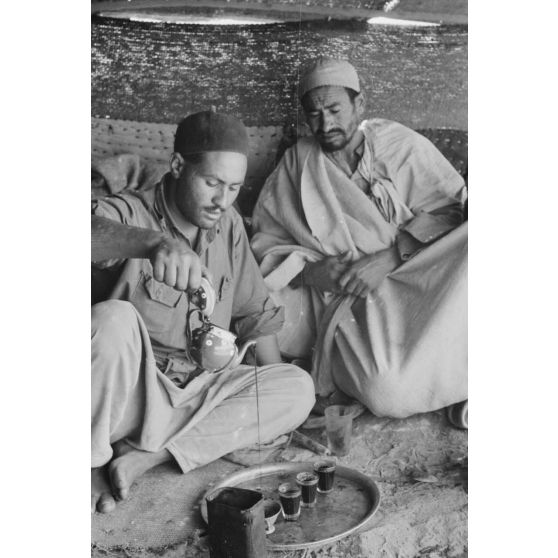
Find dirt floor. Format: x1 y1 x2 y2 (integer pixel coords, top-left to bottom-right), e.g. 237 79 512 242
92 410 467 558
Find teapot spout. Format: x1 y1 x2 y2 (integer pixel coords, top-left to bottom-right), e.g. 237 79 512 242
230 339 257 369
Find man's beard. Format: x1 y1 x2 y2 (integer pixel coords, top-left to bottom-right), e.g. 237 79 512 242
317 130 350 152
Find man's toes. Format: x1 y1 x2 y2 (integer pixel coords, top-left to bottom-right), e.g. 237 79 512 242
92 467 117 513
109 459 130 500
115 484 129 501
97 493 116 514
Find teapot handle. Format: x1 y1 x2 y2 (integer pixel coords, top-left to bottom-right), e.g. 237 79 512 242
186 308 205 348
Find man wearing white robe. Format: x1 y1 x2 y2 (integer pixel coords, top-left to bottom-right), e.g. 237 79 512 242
251 58 467 419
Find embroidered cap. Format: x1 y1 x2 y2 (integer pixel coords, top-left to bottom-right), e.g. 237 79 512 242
299 57 360 98
174 110 249 156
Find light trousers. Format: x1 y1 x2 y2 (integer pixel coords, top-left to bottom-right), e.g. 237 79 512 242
91 300 315 472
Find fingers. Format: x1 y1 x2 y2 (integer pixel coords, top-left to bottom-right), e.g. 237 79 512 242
355 284 370 299
164 265 177 289
201 265 214 287
188 257 202 291
349 284 369 299
150 238 202 290
152 258 165 283
337 269 353 289
338 273 370 298
175 265 190 292
339 250 355 263
343 277 361 297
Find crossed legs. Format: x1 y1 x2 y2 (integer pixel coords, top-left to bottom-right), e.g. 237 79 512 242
91 300 315 513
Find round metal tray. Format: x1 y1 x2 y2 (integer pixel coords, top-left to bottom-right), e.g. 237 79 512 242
200 462 381 551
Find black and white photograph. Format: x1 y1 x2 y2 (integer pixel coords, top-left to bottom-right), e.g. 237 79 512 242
7 1 558 557
90 2 468 557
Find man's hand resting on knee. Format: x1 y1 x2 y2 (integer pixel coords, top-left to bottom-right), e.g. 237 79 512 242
337 246 400 298
301 252 353 293
302 247 400 298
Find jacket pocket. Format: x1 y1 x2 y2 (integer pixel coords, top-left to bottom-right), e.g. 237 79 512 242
144 275 184 307
130 271 185 335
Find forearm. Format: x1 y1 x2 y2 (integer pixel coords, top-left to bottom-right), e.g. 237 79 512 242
361 245 400 279
92 215 165 262
254 334 282 366
300 253 352 291
300 262 315 286
337 245 400 298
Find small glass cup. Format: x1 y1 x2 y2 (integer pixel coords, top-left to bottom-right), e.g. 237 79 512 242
295 471 319 507
325 405 353 456
278 482 302 521
313 459 336 493
263 501 281 534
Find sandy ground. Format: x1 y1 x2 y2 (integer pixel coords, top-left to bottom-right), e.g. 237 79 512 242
92 410 467 557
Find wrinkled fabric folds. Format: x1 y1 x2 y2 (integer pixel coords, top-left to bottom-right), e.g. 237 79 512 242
251 119 467 417
92 300 315 471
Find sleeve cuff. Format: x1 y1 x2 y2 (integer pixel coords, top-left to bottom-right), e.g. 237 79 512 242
401 210 459 244
233 305 285 342
396 231 425 262
397 206 465 261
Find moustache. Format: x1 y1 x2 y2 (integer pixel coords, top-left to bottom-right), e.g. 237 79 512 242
318 129 345 137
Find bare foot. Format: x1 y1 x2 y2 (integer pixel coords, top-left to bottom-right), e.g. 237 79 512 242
91 466 116 514
108 440 172 501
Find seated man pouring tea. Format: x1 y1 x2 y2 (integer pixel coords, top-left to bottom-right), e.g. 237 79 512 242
91 111 315 514
251 58 468 422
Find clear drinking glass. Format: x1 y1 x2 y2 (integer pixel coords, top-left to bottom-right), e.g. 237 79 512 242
324 405 353 456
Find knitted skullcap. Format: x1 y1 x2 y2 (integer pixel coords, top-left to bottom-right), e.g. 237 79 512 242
299 57 360 98
174 110 249 156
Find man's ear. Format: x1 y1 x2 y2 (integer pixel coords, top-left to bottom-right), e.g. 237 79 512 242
355 92 365 117
170 152 185 179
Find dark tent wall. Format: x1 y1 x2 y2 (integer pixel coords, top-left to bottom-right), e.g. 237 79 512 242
91 2 467 302
91 2 467 215
91 16 467 130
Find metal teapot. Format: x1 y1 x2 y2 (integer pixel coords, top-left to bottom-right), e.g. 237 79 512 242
187 309 256 373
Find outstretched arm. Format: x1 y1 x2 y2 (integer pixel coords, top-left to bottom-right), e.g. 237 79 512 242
92 215 166 262
91 215 207 291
